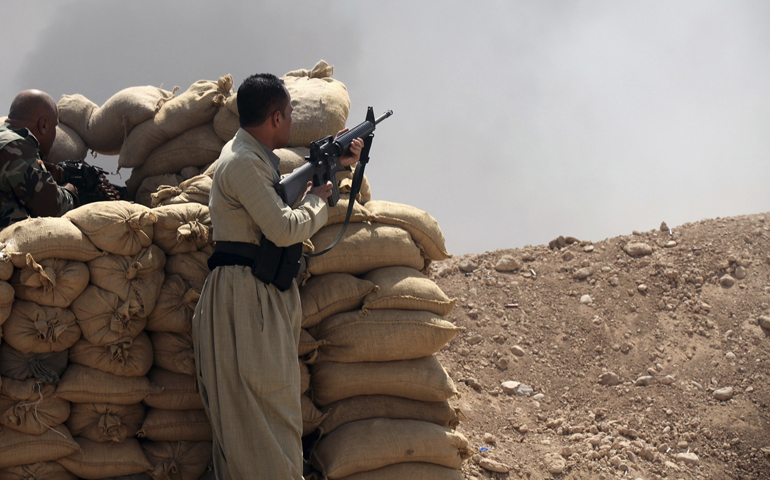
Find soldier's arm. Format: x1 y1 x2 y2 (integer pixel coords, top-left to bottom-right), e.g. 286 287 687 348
0 140 76 217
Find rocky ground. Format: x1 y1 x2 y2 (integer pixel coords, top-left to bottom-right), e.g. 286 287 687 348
428 212 770 479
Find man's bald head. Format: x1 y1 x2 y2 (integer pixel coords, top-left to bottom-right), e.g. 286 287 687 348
6 90 58 156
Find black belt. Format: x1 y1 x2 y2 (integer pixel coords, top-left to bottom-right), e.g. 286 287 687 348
207 240 301 292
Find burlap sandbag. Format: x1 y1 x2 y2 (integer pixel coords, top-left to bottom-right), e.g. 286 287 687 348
143 369 203 411
56 437 153 479
318 395 462 436
138 409 211 442
150 174 212 207
337 167 371 204
0 345 68 384
58 86 177 155
151 204 212 255
65 201 156 256
142 441 212 480
3 301 80 353
282 60 350 148
301 393 327 436
118 75 232 169
298 329 327 361
0 426 80 469
163 248 210 292
68 332 153 377
311 418 471 479
70 285 146 346
0 280 14 324
145 275 199 333
310 356 458 407
0 253 13 281
276 147 310 175
308 310 461 363
365 201 451 261
300 360 311 394
335 462 465 480
212 104 239 141
307 223 426 276
300 273 376 329
66 402 145 443
10 256 89 308
54 364 158 404
324 198 373 227
47 124 88 163
150 331 195 376
0 378 71 435
0 462 77 480
361 266 456 316
0 217 103 268
87 245 166 318
136 174 183 208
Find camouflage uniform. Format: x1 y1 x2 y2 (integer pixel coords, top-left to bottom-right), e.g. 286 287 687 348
0 122 75 228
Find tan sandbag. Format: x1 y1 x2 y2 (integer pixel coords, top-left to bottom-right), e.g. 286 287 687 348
307 223 425 276
365 201 451 261
276 147 310 175
151 204 212 255
0 378 71 435
0 253 13 281
311 418 471 479
0 461 77 480
301 393 326 436
70 285 146 346
58 86 177 155
299 329 327 359
66 403 145 443
299 273 375 329
10 256 89 308
0 426 80 469
324 198 372 227
46 124 87 163
68 332 153 377
282 60 350 148
308 310 460 363
336 462 465 480
150 174 212 207
142 441 212 480
0 217 103 268
87 245 166 318
150 331 195 376
54 364 158 404
3 301 80 354
310 356 458 407
0 280 14 324
64 201 156 256
136 174 183 208
164 248 210 292
361 266 456 316
143 369 203 411
145 275 199 333
119 76 232 169
0 345 68 384
138 409 211 442
56 437 153 479
337 167 371 204
212 104 239 141
318 395 462 436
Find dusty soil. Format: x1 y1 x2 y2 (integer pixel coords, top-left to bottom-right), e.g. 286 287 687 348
429 212 770 480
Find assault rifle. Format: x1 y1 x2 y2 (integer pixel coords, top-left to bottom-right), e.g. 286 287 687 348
56 160 128 204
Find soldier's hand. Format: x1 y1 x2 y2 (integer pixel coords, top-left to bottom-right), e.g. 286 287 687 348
63 183 78 197
308 181 333 201
335 129 364 167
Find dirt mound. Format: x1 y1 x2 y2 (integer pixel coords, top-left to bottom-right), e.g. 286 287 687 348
430 212 770 479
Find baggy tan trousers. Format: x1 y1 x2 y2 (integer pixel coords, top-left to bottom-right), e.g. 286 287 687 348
193 265 303 480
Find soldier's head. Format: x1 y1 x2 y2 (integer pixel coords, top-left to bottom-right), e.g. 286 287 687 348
237 74 292 149
7 90 58 157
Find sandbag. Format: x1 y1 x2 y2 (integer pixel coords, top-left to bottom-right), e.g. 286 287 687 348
68 332 153 377
118 76 232 169
212 104 239 141
0 217 103 268
337 167 371 204
164 249 210 292
136 174 183 208
0 280 14 324
311 418 471 479
365 201 451 261
54 364 158 404
70 285 146 346
143 369 203 411
145 275 199 333
307 223 426 276
10 256 89 308
300 360 311 394
3 301 80 353
324 198 373 227
151 204 212 255
150 331 195 376
298 329 327 360
47 124 87 163
299 273 376 329
0 378 71 435
301 393 326 436
361 266 456 316
64 201 156 256
308 310 461 363
318 395 462 436
0 344 68 384
0 253 13 281
66 402 145 443
276 147 310 175
56 437 153 479
0 462 77 480
0 426 79 469
142 441 212 480
150 175 212 207
138 409 211 442
310 356 458 406
336 463 464 480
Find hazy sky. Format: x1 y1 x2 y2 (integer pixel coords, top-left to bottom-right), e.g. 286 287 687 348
4 1 769 255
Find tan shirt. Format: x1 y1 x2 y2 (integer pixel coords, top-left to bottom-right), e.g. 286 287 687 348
209 128 327 246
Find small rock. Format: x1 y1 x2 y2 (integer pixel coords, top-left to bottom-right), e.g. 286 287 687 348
758 315 770 329
599 372 621 386
637 284 648 293
544 453 566 474
460 261 478 273
548 236 567 250
510 345 526 357
518 424 529 433
713 386 734 401
467 334 483 345
501 381 520 394
725 352 736 360
719 275 735 288
495 255 523 272
660 221 669 233
658 375 675 385
609 276 619 286
565 236 579 244
665 240 677 248
466 378 482 390
675 452 700 466
483 432 496 444
562 251 575 262
515 384 534 396
573 267 593 280
584 245 594 253
496 357 509 370
636 376 656 386
734 266 747 279
479 458 510 473
532 393 545 401
624 242 653 257
580 294 593 305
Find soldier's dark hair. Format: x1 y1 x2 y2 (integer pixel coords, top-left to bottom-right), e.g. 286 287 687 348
237 74 288 128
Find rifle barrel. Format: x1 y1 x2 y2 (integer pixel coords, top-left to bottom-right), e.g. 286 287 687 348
375 110 393 125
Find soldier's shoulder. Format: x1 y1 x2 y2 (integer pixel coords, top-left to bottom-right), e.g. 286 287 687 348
0 124 40 152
